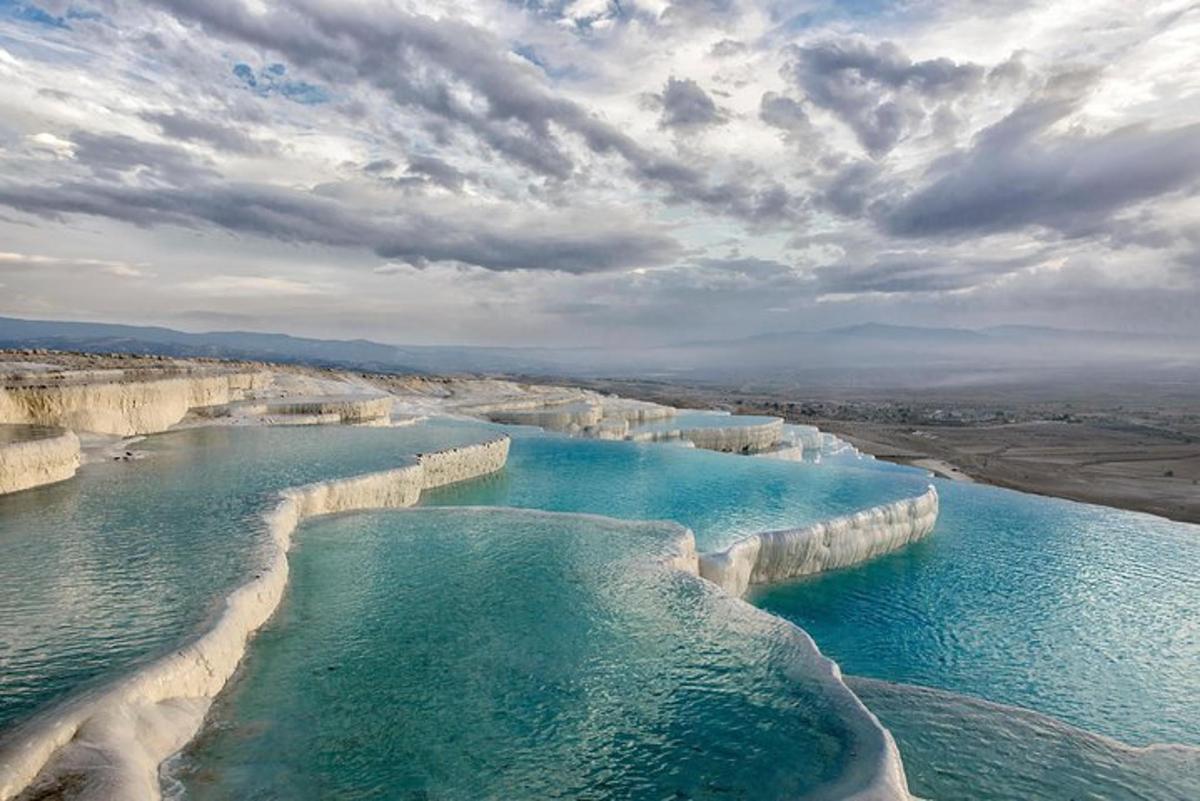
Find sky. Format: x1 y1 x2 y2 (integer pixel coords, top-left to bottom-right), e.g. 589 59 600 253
0 0 1197 347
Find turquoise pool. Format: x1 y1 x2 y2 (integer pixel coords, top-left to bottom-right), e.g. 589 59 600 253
176 508 884 800
0 419 497 731
751 475 1200 748
423 432 927 551
3 415 1197 801
847 677 1199 801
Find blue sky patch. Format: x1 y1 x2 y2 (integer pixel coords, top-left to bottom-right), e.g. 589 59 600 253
232 61 330 105
0 1 69 29
513 43 581 82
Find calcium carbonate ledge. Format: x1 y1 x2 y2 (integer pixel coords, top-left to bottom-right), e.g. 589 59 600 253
699 486 939 598
0 436 510 801
0 369 269 436
193 394 394 425
485 398 676 440
0 428 81 495
628 417 785 454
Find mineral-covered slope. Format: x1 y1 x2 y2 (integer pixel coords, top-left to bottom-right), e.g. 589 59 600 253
0 369 268 436
0 428 80 495
699 486 939 597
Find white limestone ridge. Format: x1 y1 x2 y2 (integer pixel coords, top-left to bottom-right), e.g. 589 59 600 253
191 394 394 425
628 417 785 453
787 424 825 450
0 369 269 436
0 429 80 495
699 486 940 598
481 396 677 440
755 441 805 461
0 437 510 801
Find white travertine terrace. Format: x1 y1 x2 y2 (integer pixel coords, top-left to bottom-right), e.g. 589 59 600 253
476 391 785 455
0 425 929 801
0 369 268 436
0 368 936 801
0 436 510 801
789 424 824 450
0 429 81 495
756 441 805 461
193 394 394 425
487 403 605 431
479 395 677 440
628 417 785 454
698 486 939 598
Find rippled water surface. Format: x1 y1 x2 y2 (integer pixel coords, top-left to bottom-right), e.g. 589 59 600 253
752 478 1200 746
8 412 1197 801
849 677 1200 801
178 508 867 801
0 419 497 730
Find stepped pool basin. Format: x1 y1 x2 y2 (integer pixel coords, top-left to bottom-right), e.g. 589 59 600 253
424 431 929 552
751 477 1200 748
3 408 1198 801
175 508 894 801
0 418 498 732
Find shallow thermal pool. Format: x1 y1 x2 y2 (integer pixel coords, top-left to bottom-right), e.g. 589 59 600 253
0 418 498 731
423 431 928 551
0 419 916 735
175 508 884 801
750 477 1200 748
5 414 1198 801
846 677 1200 801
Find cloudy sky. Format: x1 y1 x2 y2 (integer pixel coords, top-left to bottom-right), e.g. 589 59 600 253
0 0 1197 346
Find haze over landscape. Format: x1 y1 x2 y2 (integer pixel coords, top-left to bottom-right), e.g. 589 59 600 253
0 0 1198 356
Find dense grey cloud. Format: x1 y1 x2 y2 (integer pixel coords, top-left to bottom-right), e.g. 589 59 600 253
0 179 681 273
362 155 471 193
69 131 217 184
661 0 740 28
881 78 1200 238
782 40 984 155
142 111 276 155
656 77 727 129
818 161 887 218
759 92 812 141
405 155 470 192
710 38 747 58
809 250 1043 294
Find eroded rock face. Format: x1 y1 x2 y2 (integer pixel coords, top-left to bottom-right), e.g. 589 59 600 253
0 370 268 436
699 486 940 597
0 428 81 495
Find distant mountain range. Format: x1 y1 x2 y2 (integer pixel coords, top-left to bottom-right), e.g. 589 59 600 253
1 315 1196 389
